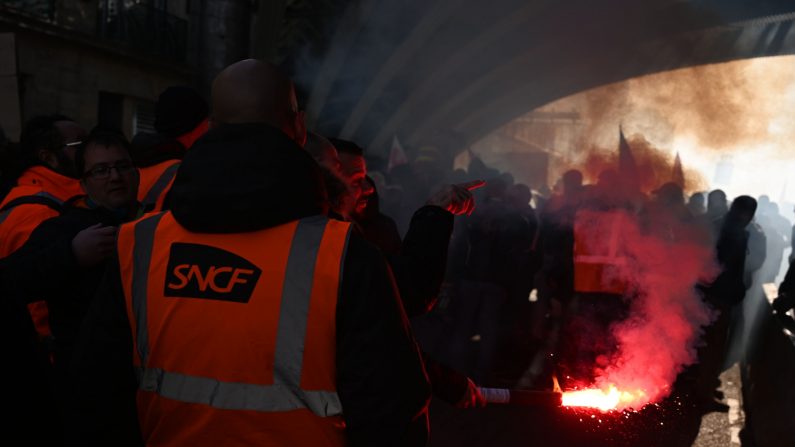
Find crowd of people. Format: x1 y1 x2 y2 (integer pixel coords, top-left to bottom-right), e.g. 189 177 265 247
2 58 794 445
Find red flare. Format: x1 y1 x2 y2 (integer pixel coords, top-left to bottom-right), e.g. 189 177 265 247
562 385 648 412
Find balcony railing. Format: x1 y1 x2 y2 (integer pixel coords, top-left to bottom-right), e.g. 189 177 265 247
2 0 187 63
97 1 187 63
3 0 56 21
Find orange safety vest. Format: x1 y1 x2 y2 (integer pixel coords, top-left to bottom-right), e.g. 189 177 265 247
118 212 351 446
137 160 180 212
0 166 83 339
573 209 631 295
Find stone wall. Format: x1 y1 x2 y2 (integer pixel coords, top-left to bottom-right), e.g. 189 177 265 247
8 28 190 139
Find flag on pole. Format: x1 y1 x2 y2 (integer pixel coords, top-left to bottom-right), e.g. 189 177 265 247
388 135 408 172
618 126 639 190
672 152 685 188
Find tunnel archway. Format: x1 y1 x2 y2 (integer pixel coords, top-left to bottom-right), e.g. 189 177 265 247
298 0 795 155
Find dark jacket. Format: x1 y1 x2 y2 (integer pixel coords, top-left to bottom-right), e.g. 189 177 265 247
461 197 532 289
130 132 186 168
357 181 403 256
710 215 752 306
390 205 454 317
1 264 60 444
70 124 431 446
358 200 471 405
4 198 136 369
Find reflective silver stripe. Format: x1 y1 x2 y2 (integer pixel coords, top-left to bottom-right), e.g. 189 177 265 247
131 213 166 365
273 216 328 387
137 367 343 415
0 191 64 226
143 162 180 209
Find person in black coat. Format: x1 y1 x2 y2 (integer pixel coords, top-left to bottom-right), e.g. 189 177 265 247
696 195 758 412
306 134 484 408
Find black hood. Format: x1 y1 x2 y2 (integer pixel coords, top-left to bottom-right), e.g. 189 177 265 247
169 123 327 233
130 132 186 168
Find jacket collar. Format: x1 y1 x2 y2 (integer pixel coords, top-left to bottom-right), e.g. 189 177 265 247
17 165 83 201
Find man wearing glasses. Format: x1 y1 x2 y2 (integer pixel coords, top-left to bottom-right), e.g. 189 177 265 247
4 129 142 440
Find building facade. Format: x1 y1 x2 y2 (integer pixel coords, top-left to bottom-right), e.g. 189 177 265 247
0 0 271 140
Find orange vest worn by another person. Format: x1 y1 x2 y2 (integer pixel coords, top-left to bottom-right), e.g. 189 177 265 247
118 212 352 446
0 165 83 338
137 160 180 212
573 209 632 295
136 119 208 212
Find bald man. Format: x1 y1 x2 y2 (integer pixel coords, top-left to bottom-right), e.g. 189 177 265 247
73 60 431 446
211 59 307 147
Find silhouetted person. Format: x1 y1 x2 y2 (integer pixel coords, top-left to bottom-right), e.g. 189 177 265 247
687 192 706 217
697 195 758 413
707 189 729 225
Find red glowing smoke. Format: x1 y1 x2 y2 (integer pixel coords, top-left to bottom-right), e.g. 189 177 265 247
573 207 717 411
577 134 705 194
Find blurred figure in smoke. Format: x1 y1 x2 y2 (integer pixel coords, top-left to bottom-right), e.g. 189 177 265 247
697 196 759 413
642 182 700 243
496 183 542 380
532 170 583 355
756 197 788 284
687 192 706 217
538 170 583 274
773 262 795 331
554 170 638 388
447 177 529 384
707 189 729 224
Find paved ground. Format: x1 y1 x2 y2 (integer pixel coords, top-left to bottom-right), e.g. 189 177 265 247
426 364 748 446
692 364 745 447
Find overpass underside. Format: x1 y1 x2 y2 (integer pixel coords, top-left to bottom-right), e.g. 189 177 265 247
299 0 795 155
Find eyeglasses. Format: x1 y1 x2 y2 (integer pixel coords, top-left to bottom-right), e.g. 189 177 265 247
63 141 82 150
84 161 135 179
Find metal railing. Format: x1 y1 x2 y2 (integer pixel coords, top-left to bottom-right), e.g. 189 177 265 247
97 1 187 62
2 0 56 21
2 0 187 63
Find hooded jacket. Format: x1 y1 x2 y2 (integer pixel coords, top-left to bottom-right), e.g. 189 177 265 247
71 124 431 446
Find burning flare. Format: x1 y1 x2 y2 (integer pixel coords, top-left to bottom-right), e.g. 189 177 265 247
561 385 647 412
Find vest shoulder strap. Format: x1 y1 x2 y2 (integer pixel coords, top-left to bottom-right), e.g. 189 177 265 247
0 192 63 214
142 162 180 211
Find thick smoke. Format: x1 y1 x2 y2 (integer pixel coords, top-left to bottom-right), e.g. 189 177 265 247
577 134 706 193
577 207 718 410
570 56 795 152
532 56 795 200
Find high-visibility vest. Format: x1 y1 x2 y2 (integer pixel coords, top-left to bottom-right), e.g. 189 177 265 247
118 212 352 446
573 209 631 294
0 166 82 339
137 160 180 212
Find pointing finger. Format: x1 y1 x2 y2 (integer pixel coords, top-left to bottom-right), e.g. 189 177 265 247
457 180 486 191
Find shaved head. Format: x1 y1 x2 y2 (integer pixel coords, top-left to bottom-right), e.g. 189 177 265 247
211 59 306 146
